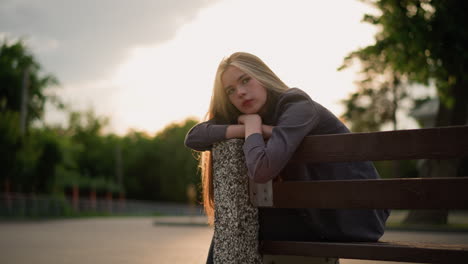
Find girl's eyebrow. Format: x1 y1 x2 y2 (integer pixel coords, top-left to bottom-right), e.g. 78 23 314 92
224 74 248 90
237 74 247 81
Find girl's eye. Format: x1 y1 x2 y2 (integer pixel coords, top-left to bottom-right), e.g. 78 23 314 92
242 77 250 84
226 87 235 95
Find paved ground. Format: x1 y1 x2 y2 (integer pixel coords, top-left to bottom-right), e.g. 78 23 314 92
1 216 467 264
0 217 212 264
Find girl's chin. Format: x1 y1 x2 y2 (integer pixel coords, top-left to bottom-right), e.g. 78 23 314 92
239 106 262 115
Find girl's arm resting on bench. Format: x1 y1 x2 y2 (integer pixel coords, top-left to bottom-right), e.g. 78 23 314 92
185 120 247 151
243 97 320 183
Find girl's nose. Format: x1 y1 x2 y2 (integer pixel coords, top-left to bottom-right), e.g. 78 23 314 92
236 85 247 97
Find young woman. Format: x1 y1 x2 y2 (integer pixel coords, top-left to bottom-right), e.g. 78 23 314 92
185 52 389 262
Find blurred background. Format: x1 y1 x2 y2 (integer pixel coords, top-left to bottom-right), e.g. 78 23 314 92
1 0 467 263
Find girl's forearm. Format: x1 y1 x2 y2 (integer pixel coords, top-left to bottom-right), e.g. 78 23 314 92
225 124 245 139
262 125 274 139
225 122 271 139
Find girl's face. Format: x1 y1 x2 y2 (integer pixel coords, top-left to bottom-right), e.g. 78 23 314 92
222 66 267 115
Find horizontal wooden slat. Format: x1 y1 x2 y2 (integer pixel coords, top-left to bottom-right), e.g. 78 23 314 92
256 126 468 262
266 177 468 209
290 125 468 163
260 240 468 263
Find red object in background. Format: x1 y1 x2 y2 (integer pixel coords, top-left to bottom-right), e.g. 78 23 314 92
90 190 97 210
4 179 11 210
72 185 79 212
106 191 112 213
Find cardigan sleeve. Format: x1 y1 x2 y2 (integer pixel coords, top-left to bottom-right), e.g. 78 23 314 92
184 119 228 151
243 95 320 183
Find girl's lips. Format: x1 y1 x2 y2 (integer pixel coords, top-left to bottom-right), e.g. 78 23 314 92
242 99 254 107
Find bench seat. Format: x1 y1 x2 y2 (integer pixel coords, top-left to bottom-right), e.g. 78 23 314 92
261 240 468 263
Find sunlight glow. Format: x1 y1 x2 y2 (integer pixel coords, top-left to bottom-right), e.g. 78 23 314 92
108 0 377 134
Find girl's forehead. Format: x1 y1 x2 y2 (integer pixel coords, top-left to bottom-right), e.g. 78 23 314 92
222 66 245 85
224 65 244 76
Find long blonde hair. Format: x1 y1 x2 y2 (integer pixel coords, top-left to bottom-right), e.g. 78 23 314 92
201 52 289 224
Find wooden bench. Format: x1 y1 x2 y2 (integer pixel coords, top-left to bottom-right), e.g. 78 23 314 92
249 125 468 263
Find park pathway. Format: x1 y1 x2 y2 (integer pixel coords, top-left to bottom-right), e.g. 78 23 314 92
1 217 467 264
0 217 212 264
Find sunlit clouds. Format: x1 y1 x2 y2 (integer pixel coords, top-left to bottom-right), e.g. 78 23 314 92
1 0 379 135
106 0 377 134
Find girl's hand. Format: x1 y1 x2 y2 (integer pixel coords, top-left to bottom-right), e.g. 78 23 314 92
262 125 274 139
238 114 262 138
237 114 261 125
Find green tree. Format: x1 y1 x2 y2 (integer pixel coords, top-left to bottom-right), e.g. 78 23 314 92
341 0 468 224
120 118 199 202
65 109 120 194
27 129 62 193
342 0 467 128
155 118 200 202
0 39 61 193
121 130 161 200
0 39 60 128
339 74 406 132
0 111 21 184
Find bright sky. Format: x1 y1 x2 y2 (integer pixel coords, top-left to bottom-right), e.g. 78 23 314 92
109 0 377 134
2 0 379 135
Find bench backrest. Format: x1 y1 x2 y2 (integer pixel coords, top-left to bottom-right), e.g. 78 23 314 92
251 125 468 209
250 125 468 263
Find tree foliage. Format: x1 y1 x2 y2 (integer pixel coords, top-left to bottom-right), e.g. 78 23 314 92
1 39 61 192
340 0 468 131
0 39 59 127
1 39 201 204
341 0 468 225
154 119 199 202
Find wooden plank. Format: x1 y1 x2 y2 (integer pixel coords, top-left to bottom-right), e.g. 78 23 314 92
260 240 468 263
268 177 468 209
290 125 468 163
